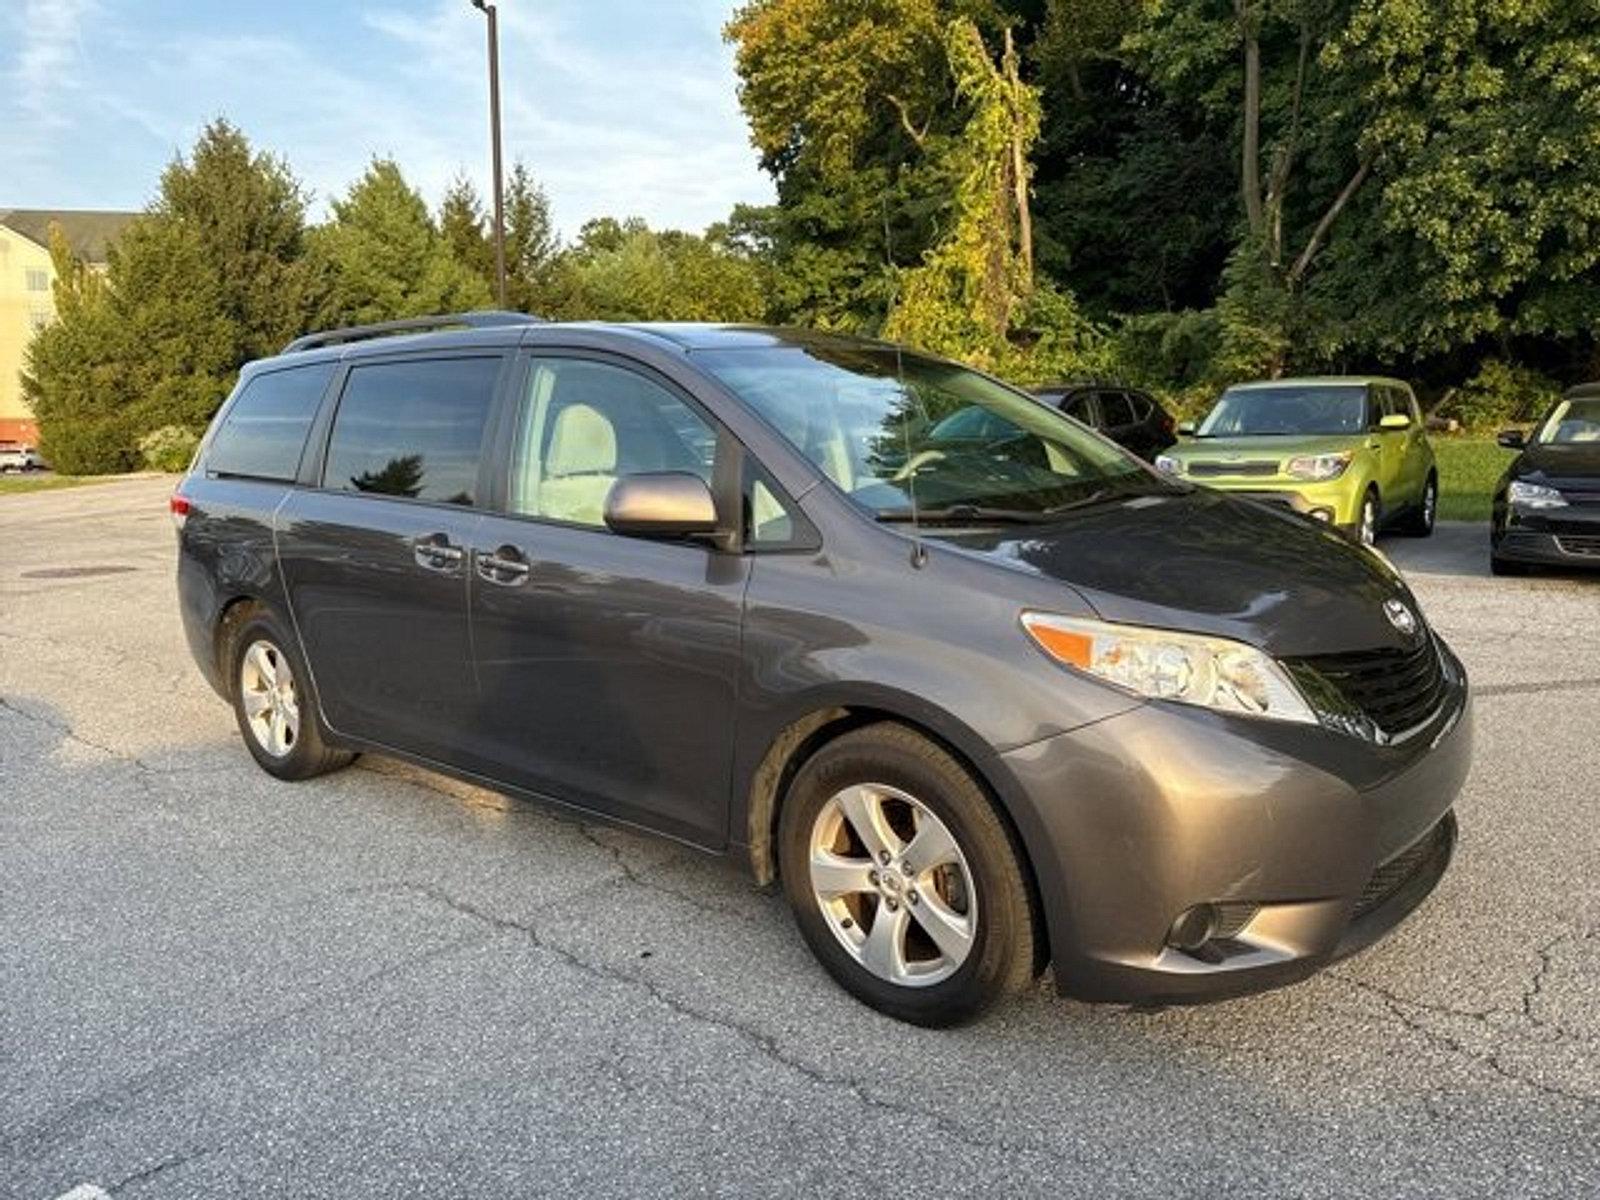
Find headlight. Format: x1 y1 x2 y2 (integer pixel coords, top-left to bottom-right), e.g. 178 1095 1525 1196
1154 454 1182 476
1020 612 1317 724
1286 451 1353 481
1508 480 1567 509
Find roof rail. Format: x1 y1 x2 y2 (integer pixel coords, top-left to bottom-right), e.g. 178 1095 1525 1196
281 310 543 354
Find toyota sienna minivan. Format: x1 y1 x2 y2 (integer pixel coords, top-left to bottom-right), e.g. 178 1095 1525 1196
175 312 1470 1026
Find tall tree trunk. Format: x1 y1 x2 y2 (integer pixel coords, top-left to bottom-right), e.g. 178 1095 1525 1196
1238 2 1264 237
1003 28 1034 285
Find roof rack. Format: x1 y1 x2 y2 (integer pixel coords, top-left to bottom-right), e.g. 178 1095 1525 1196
281 310 544 354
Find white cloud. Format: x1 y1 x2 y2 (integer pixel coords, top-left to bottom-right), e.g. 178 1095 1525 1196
1 0 99 169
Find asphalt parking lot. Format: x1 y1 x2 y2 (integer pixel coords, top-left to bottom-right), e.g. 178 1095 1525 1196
2 476 1597 1199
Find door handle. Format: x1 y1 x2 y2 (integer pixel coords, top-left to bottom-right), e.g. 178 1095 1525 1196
413 534 465 571
476 545 531 585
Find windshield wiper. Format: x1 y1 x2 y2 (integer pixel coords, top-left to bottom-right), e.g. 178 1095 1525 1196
876 503 1062 525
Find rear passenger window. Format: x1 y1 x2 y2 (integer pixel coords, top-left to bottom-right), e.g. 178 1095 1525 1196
206 364 335 481
508 358 716 528
1098 391 1135 427
322 357 500 506
1062 393 1096 424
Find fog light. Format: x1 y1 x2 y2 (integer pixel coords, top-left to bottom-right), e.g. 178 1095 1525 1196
1310 508 1333 522
1166 903 1219 951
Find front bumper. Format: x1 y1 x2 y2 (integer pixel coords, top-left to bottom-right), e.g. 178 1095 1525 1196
999 653 1471 1004
1493 505 1600 568
1203 480 1360 529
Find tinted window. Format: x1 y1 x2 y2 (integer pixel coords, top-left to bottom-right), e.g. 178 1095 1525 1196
1062 393 1097 424
323 357 500 506
1127 392 1153 421
207 364 335 481
509 357 715 528
1099 391 1136 426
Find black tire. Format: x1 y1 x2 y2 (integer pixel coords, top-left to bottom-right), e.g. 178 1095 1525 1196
1400 473 1438 536
1354 487 1380 545
1490 553 1529 577
777 722 1039 1026
224 605 355 781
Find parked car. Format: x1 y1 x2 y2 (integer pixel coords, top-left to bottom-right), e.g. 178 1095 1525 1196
1031 383 1177 461
0 443 45 473
174 313 1469 1026
1155 376 1438 545
1490 383 1600 575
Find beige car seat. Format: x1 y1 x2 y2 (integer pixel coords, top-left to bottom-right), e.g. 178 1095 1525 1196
538 403 618 526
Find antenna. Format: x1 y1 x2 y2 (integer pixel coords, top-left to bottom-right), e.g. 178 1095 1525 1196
882 194 927 569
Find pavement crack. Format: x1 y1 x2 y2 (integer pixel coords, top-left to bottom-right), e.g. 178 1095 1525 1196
380 881 1047 1165
1331 969 1598 1108
108 1147 215 1194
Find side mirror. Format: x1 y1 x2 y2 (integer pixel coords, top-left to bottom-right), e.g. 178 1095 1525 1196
604 472 720 538
1496 428 1526 450
1176 420 1196 436
1378 412 1412 430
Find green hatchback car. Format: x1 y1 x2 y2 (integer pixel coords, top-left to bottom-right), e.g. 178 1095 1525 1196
1156 377 1438 544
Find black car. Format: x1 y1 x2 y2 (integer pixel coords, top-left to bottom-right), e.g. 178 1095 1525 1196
1031 383 1177 460
174 312 1469 1026
1491 383 1600 575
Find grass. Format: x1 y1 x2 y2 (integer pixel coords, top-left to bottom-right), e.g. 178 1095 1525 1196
1432 436 1517 521
0 473 128 496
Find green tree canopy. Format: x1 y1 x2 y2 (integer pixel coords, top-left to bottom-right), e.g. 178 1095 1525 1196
310 159 491 326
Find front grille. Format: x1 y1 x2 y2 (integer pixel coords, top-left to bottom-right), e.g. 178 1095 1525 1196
1498 530 1545 553
1290 637 1448 740
1560 489 1600 506
1352 816 1454 922
1556 534 1600 557
1188 460 1280 478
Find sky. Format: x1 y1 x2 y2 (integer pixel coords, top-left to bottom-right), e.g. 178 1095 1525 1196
0 0 776 237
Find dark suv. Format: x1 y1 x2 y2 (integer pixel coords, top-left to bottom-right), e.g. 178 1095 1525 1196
1031 383 1177 461
175 312 1470 1025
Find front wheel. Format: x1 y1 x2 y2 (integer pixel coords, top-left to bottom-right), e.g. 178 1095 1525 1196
778 723 1040 1026
1355 488 1380 546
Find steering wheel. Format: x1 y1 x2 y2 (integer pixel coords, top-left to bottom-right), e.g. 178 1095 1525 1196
892 448 947 481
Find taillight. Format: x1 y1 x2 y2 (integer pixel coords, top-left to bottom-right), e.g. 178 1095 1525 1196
169 493 191 529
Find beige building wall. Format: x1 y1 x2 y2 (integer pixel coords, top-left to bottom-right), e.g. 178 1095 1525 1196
0 226 58 436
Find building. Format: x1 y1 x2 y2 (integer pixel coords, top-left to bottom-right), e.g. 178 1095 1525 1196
0 209 139 446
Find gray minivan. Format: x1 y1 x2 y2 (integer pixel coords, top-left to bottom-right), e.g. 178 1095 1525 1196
175 312 1471 1025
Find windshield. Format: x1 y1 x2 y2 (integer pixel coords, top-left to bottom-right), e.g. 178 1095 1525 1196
1536 398 1600 445
1198 385 1368 437
696 343 1164 519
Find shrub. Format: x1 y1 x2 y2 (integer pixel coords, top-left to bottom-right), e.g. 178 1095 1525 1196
138 425 201 473
1439 360 1561 431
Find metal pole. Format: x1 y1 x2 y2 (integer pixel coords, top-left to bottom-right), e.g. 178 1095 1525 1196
474 0 507 307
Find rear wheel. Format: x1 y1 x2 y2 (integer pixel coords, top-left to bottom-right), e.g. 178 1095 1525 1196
777 723 1039 1026
226 607 354 781
1401 473 1437 536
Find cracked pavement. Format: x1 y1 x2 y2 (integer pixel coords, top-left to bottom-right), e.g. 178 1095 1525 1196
2 477 1597 1198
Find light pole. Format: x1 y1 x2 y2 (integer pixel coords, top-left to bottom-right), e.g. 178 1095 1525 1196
471 0 507 307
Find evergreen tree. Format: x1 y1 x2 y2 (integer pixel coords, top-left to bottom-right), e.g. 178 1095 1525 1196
503 162 559 314
310 159 492 326
438 174 495 289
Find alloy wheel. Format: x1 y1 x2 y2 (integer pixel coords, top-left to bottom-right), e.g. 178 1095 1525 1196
1360 496 1378 545
808 783 977 987
239 639 300 758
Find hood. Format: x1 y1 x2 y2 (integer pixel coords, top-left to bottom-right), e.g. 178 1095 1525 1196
932 488 1419 658
1514 441 1600 489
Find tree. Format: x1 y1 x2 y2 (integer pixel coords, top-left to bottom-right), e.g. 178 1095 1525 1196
310 159 491 326
503 162 559 314
24 120 293 472
438 173 495 286
541 221 766 322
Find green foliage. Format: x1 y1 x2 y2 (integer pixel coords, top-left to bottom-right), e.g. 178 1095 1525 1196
1433 436 1522 520
438 174 495 287
309 159 491 326
138 425 201 472
1439 360 1562 432
25 119 281 473
503 163 559 313
542 222 767 323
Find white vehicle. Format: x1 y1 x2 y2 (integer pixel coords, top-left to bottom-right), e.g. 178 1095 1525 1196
0 443 45 473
